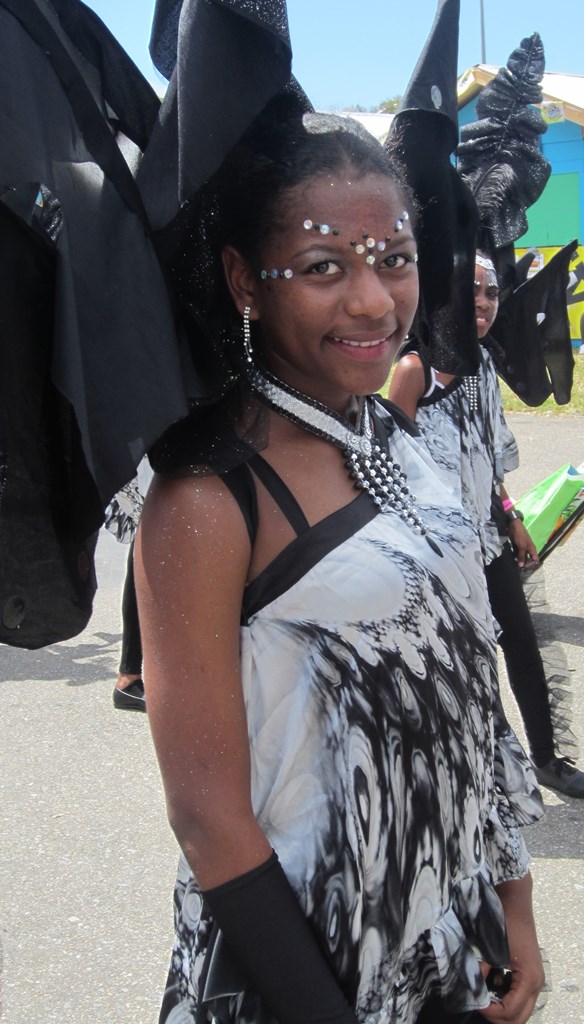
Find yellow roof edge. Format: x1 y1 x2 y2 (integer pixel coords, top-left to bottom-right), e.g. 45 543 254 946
457 66 495 106
457 67 584 127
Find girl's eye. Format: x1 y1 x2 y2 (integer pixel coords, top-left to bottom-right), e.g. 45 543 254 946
306 260 342 276
382 253 416 270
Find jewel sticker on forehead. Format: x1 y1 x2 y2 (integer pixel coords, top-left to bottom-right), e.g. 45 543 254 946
260 268 294 280
302 207 411 258
303 219 340 236
261 209 418 282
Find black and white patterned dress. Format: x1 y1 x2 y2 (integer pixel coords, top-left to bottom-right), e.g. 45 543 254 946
416 347 518 565
159 401 542 1024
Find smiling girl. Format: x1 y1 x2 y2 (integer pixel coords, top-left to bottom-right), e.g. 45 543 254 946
135 103 544 1024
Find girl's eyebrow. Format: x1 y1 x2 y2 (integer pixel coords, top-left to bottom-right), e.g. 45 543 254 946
285 242 346 262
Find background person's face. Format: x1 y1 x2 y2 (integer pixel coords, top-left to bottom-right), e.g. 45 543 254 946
474 263 500 339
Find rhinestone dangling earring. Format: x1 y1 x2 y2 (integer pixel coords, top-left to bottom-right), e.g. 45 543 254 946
243 305 253 364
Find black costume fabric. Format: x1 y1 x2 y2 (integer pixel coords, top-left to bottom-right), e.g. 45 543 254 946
0 0 187 512
0 0 295 647
457 33 575 407
0 201 98 647
387 0 481 378
388 15 574 404
140 0 294 231
457 33 550 260
486 241 577 406
141 2 308 412
201 852 358 1024
0 0 190 644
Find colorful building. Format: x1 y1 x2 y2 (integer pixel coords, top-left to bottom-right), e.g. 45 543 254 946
458 67 584 346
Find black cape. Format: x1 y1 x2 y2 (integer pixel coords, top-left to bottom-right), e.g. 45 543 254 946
0 0 293 646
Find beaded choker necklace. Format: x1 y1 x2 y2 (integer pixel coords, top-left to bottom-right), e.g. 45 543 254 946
247 365 440 552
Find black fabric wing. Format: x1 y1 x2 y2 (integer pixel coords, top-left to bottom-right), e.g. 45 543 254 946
487 241 578 406
387 0 480 377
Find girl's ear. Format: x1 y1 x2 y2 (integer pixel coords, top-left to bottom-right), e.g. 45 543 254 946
222 246 260 320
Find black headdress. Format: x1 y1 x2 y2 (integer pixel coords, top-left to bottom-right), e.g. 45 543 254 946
457 33 575 405
457 33 550 265
387 13 575 403
140 0 295 230
387 0 480 377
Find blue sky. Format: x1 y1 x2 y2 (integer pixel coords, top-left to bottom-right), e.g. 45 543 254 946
86 0 582 110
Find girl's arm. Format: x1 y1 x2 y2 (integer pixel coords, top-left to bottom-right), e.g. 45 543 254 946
134 473 357 1024
387 352 427 420
135 472 270 887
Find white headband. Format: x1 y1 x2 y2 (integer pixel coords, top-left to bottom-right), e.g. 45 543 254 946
476 253 496 273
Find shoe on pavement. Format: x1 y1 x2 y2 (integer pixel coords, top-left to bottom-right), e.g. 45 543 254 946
534 756 584 798
112 679 146 712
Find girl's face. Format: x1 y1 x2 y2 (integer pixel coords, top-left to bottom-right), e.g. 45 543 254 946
224 171 419 413
474 262 500 339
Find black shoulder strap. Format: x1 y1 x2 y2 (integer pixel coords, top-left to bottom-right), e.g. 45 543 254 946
220 463 259 546
248 455 310 536
220 454 310 545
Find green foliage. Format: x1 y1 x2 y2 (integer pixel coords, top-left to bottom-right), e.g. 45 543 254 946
342 96 402 114
377 96 402 114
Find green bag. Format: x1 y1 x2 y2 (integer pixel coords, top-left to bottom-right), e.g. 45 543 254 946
516 463 584 555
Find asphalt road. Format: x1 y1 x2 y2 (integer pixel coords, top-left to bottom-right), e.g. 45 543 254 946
1 413 583 1024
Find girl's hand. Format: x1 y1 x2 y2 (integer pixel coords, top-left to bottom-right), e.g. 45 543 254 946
507 518 539 570
479 875 545 1024
479 953 545 1024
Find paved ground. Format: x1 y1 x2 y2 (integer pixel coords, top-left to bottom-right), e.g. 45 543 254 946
492 415 584 1024
0 413 583 1024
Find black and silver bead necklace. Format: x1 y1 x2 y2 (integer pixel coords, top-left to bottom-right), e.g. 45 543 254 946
463 375 479 412
247 365 440 552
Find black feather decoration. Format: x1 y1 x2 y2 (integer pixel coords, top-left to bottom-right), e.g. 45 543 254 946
457 33 551 252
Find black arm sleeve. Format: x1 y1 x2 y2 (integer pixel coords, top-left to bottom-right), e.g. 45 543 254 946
202 852 358 1024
